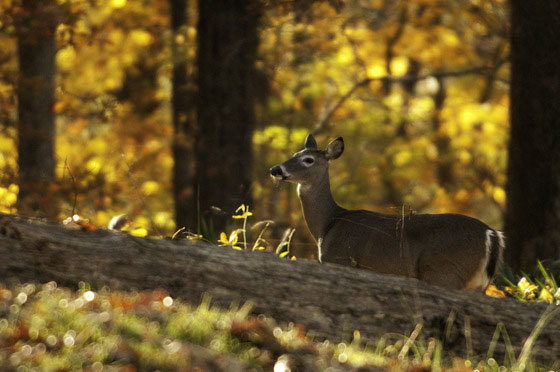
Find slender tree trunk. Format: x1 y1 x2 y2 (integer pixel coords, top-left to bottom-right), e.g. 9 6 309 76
16 0 57 220
171 0 197 232
505 0 560 271
195 0 261 234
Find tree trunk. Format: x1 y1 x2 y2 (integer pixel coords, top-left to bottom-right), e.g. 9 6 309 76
1 212 559 366
505 0 560 271
194 0 261 234
170 0 197 232
16 0 57 220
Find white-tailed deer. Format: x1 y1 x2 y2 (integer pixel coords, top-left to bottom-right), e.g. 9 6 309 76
270 134 504 291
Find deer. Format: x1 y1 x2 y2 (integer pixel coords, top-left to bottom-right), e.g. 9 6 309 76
270 134 504 291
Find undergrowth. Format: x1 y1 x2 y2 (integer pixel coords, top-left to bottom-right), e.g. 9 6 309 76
1 282 558 372
176 204 296 260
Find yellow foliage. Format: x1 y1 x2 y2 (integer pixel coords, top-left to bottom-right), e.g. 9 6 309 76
110 0 127 9
390 56 408 77
95 210 110 227
129 30 153 47
384 92 404 110
539 288 554 303
492 187 506 205
409 97 434 119
439 28 460 47
336 46 354 65
0 186 17 212
485 284 506 298
141 181 160 196
366 63 386 79
129 227 147 237
458 150 471 164
56 46 76 71
86 158 102 174
155 212 175 231
424 144 438 160
392 151 412 167
454 189 469 203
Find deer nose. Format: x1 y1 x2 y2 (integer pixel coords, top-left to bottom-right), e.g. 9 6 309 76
270 165 283 177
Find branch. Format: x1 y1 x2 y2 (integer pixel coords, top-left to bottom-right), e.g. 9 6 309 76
313 66 493 134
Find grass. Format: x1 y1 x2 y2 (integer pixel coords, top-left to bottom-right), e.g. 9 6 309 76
487 260 560 305
0 281 558 371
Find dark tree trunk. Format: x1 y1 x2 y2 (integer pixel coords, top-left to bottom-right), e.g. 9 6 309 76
16 0 57 220
1 213 560 366
195 0 261 234
170 0 197 232
505 0 560 271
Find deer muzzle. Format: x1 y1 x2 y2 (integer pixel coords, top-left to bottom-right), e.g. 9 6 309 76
270 165 288 180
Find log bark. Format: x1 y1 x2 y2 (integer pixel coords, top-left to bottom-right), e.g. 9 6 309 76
0 213 559 365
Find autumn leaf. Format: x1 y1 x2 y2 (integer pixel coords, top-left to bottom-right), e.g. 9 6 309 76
485 284 505 298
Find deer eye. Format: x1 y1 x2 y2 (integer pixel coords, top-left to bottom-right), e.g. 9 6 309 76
302 157 314 165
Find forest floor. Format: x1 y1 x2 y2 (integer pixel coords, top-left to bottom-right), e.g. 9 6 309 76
0 281 558 372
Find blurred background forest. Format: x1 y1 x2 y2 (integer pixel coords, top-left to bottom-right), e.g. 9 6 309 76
1 0 554 268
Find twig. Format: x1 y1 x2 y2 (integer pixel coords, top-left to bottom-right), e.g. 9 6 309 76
514 306 560 372
398 323 423 360
63 158 78 216
383 6 408 94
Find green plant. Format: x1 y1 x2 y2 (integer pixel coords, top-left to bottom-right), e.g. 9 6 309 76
218 204 296 259
499 260 560 305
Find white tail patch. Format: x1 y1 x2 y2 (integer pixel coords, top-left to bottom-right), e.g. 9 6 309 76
495 230 505 269
465 229 494 291
485 229 494 256
496 231 505 250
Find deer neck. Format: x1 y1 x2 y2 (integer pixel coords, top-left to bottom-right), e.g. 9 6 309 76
297 171 344 242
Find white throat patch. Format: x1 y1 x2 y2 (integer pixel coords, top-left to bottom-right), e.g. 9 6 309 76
297 183 311 196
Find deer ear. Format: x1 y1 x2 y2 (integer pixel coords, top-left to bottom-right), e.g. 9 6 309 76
325 137 344 160
304 134 318 149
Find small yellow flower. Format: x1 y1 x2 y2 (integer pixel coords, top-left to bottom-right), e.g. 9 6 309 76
517 277 530 292
219 231 239 246
523 285 539 299
232 204 253 219
186 233 203 241
539 288 554 303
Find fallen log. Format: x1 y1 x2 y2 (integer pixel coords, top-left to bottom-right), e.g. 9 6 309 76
0 213 559 365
